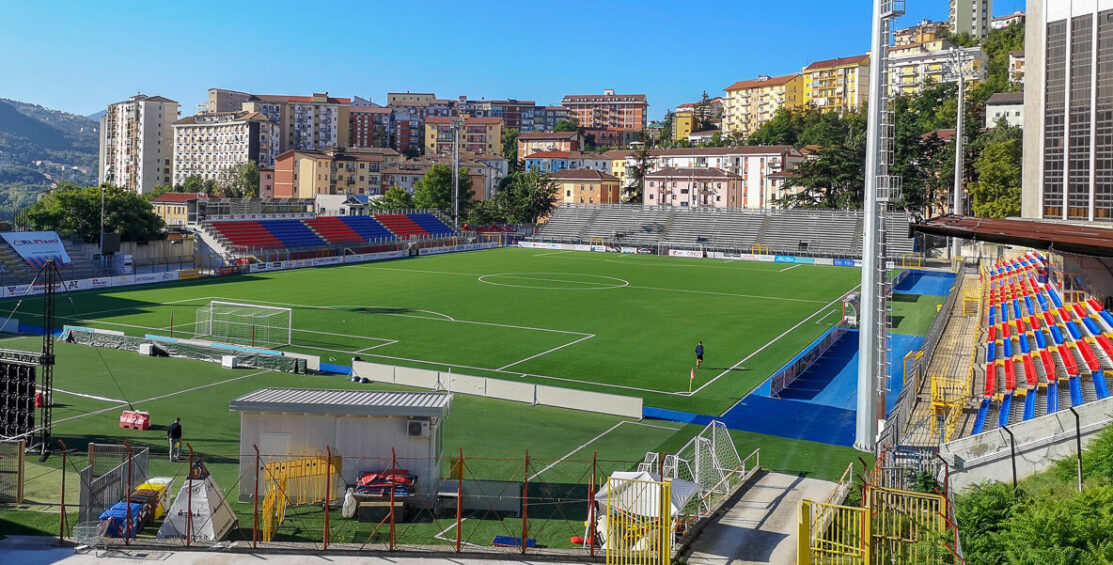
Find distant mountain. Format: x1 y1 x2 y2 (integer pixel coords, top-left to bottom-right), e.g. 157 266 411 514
0 98 98 205
86 110 106 122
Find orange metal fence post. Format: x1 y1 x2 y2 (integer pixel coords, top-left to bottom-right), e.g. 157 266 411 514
522 449 529 555
389 447 396 551
124 442 132 546
253 444 260 549
456 447 463 553
58 439 67 544
187 443 195 546
324 446 331 550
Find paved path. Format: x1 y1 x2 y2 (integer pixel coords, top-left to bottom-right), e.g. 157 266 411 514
683 471 835 565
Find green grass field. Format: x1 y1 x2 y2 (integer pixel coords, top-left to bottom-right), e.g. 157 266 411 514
5 247 863 414
0 247 903 545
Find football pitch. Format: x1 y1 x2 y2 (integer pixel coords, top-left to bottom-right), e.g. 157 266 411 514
0 247 897 543
4 247 863 415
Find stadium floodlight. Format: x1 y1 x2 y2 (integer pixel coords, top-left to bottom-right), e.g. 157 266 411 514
195 301 292 348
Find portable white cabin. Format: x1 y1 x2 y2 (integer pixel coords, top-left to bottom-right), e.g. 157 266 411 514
230 388 451 503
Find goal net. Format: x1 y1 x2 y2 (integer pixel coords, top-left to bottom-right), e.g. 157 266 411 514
194 301 292 348
660 421 743 515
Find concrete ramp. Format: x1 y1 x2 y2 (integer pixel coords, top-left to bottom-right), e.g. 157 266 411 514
683 471 836 565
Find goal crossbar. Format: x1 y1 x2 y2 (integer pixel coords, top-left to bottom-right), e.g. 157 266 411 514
196 301 293 347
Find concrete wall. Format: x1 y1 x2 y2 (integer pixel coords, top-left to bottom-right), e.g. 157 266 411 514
352 360 643 419
940 396 1113 491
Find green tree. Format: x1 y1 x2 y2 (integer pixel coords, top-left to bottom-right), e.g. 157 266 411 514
660 110 675 147
401 145 421 159
624 143 653 203
492 169 559 224
465 198 504 225
413 163 474 217
502 129 520 171
695 90 714 129
970 124 1022 218
554 118 579 132
374 185 415 210
24 183 165 242
223 161 259 198
372 124 390 148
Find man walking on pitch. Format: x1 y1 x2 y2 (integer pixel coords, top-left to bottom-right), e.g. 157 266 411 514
167 417 183 461
695 341 704 369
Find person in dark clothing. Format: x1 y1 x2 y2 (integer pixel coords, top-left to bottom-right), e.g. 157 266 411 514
167 417 182 461
695 341 704 369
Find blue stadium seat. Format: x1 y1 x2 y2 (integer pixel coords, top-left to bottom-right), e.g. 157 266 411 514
407 213 456 237
972 398 990 435
339 216 395 241
258 220 326 249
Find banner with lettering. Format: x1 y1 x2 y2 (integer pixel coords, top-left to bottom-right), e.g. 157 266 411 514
0 231 72 267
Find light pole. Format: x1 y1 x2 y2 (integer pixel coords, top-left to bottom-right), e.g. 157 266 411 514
949 47 977 258
451 117 464 230
100 186 106 263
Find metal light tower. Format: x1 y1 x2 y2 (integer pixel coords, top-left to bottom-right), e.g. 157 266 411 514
948 47 978 257
856 0 904 452
451 117 464 230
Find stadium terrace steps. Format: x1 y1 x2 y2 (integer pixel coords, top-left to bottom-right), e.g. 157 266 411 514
534 206 917 257
341 216 395 240
408 213 455 237
375 214 428 238
258 219 327 249
209 221 285 249
305 217 366 245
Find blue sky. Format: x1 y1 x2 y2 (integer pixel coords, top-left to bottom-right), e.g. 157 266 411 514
1 0 1024 121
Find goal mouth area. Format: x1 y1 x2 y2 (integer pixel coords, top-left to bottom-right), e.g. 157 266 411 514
195 301 293 348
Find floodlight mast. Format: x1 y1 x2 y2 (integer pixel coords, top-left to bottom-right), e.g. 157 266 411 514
856 0 904 452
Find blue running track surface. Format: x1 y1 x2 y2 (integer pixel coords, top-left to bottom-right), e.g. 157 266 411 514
893 271 957 297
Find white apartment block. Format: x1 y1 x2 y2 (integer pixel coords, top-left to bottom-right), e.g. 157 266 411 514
235 92 351 153
949 0 993 41
171 111 281 185
985 92 1023 128
625 146 805 210
991 10 1025 30
98 94 180 194
889 41 987 96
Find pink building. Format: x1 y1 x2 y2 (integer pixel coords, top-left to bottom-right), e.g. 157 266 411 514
644 167 743 208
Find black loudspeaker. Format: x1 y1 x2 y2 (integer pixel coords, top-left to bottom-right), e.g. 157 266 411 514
0 362 35 438
100 232 121 254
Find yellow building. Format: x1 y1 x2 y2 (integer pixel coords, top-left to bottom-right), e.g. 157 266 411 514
424 116 504 157
802 55 870 115
151 192 204 227
551 169 622 205
601 150 634 186
722 74 803 138
673 112 697 143
889 39 987 96
273 147 402 198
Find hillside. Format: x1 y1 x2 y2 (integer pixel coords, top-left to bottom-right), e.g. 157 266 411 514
0 98 99 212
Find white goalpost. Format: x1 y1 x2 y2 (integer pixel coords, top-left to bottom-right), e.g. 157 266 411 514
194 301 293 348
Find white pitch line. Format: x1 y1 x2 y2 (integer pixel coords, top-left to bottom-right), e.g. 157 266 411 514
54 389 126 404
490 274 622 287
46 370 273 430
528 420 683 481
780 264 802 272
498 334 595 370
355 340 398 353
533 250 572 257
696 287 859 400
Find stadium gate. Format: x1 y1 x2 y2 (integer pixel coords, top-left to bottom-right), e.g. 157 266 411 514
0 439 25 503
603 475 673 565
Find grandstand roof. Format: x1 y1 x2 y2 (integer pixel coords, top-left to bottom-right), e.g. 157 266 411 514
913 214 1113 257
230 388 451 417
152 192 205 203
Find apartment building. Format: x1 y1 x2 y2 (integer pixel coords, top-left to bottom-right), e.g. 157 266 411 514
386 93 458 152
349 106 392 148
644 168 743 209
551 169 622 205
675 97 724 127
624 146 805 210
990 10 1024 30
722 74 803 138
1022 1 1113 221
171 111 280 185
456 98 538 131
985 91 1023 128
517 131 583 160
424 116 504 157
381 157 498 201
894 19 949 46
949 0 993 41
522 151 612 174
889 40 987 96
561 89 648 130
272 147 401 199
602 150 634 186
1009 50 1025 84
151 192 205 227
98 94 180 194
221 91 352 153
802 55 870 115
520 106 571 133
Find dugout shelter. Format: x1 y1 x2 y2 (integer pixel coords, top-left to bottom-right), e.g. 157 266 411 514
230 388 451 503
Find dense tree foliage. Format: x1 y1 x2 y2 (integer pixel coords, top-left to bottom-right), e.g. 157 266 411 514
413 163 474 217
970 124 1022 218
24 182 164 242
373 185 414 210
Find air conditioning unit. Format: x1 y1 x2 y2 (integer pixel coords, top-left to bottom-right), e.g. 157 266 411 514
407 419 430 438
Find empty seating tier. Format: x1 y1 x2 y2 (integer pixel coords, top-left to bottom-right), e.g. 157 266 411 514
258 220 327 249
305 217 366 245
341 216 395 240
407 213 455 237
375 214 428 238
210 221 285 249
